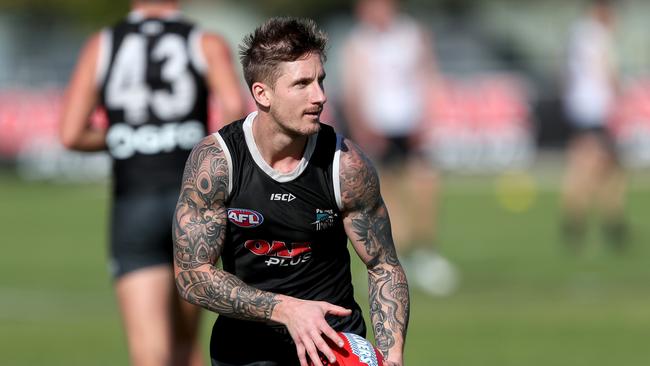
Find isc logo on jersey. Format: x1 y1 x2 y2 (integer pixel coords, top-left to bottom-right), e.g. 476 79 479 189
270 193 296 202
228 208 264 228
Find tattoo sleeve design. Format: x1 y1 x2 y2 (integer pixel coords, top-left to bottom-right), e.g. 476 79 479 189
173 137 280 321
340 139 410 359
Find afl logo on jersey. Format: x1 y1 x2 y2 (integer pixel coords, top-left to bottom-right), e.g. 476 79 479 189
228 209 264 228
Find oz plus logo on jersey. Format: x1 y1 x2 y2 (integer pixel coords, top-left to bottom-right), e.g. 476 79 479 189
245 240 313 266
312 209 337 231
228 208 264 228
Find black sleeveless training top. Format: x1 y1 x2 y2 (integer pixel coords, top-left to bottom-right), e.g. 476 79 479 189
216 112 366 336
98 11 209 196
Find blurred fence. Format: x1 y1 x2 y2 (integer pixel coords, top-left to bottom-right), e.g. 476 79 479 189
3 76 650 179
2 0 650 180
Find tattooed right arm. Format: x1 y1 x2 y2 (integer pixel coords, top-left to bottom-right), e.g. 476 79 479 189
172 135 279 320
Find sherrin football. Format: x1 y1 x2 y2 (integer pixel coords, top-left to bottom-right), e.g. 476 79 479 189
316 332 384 366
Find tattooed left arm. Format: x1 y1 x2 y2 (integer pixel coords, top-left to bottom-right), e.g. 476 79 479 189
339 138 410 366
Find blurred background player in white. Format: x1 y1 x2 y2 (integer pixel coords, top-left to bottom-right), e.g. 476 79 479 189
341 0 456 295
59 0 245 365
561 0 627 250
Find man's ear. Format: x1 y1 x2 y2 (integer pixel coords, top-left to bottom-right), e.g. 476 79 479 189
251 81 271 108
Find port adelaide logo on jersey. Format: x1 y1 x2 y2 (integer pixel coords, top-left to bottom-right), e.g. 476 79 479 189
312 209 337 231
227 208 263 228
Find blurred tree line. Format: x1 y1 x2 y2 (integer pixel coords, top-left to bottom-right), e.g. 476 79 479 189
0 0 348 27
0 0 476 28
0 0 128 29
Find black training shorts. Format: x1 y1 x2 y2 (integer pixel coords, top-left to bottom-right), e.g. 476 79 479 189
109 190 179 278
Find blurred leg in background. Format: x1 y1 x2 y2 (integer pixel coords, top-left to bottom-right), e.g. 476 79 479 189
386 155 458 297
116 266 204 366
374 137 458 297
561 130 627 251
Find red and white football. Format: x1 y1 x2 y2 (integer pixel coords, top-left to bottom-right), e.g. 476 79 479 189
317 332 384 366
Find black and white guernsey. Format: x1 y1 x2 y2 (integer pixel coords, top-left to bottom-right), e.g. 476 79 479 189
98 11 209 196
215 112 366 335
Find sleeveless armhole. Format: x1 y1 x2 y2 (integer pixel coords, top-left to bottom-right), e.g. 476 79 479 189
189 28 208 75
333 133 344 211
95 28 112 87
214 132 233 199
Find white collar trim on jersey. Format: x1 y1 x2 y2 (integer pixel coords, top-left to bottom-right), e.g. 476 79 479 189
127 10 182 22
243 111 318 183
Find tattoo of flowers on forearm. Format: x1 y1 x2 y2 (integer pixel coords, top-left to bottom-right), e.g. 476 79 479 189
369 265 410 357
392 266 410 331
369 269 395 355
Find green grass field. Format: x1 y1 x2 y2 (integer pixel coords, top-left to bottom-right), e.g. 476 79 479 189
2 166 650 366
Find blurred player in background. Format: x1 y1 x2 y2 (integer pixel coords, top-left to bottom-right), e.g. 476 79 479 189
561 0 627 250
59 0 245 365
173 17 409 366
341 0 456 296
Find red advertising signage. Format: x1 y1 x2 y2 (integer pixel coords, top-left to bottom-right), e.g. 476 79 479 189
609 78 650 167
424 73 535 172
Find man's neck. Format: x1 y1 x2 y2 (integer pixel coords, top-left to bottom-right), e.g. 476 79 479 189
252 113 309 174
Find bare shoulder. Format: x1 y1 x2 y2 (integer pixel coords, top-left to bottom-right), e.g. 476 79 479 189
86 30 103 49
83 31 103 53
339 137 381 212
73 31 103 68
201 31 233 59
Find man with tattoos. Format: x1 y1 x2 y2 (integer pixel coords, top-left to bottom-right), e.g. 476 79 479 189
173 17 409 366
59 1 245 365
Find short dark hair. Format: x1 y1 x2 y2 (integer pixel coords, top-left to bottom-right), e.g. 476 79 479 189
239 17 328 89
